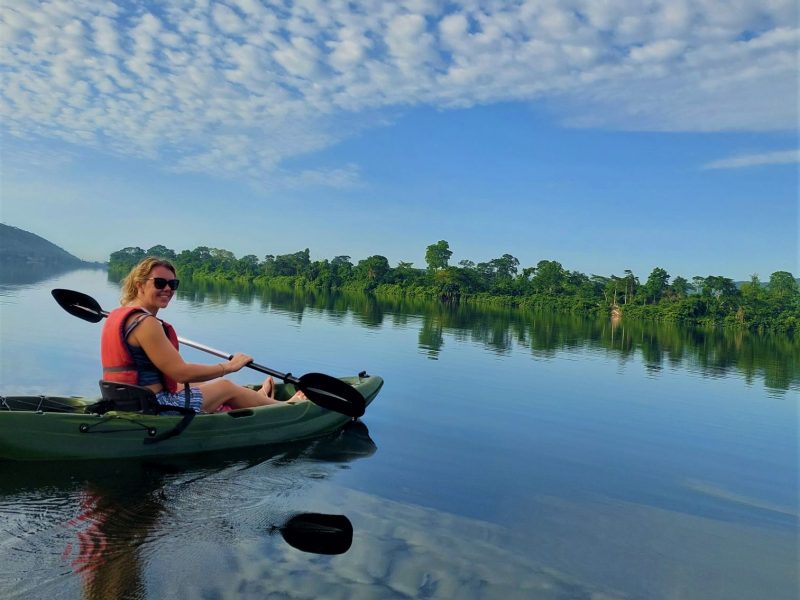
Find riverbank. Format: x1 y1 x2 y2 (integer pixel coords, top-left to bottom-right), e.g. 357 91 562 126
108 250 799 337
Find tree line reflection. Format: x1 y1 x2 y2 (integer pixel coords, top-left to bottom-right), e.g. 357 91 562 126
170 278 797 393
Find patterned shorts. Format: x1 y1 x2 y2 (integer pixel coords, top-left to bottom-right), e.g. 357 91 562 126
155 387 204 413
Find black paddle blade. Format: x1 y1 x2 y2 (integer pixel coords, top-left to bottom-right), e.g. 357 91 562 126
280 513 353 555
52 289 107 323
297 372 366 418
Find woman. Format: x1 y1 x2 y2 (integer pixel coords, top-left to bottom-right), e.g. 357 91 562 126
101 257 303 413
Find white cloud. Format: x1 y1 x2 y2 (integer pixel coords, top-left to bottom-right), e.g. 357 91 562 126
0 0 797 189
0 5 33 44
273 35 320 78
703 149 800 169
439 11 467 40
275 163 362 189
328 27 370 72
92 15 120 55
212 3 247 36
386 13 436 73
629 39 686 62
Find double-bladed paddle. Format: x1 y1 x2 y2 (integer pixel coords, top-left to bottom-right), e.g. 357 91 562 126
51 288 366 418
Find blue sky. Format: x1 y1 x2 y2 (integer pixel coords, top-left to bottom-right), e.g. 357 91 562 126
1 0 797 281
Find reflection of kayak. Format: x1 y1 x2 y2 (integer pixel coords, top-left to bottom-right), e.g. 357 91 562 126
0 375 382 461
0 420 378 495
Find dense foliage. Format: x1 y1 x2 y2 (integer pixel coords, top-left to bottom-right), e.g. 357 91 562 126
144 279 800 393
109 241 799 336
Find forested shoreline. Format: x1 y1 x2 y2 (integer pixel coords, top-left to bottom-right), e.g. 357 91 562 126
109 241 799 336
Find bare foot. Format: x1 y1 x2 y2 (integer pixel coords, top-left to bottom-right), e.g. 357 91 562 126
286 390 307 405
259 376 275 399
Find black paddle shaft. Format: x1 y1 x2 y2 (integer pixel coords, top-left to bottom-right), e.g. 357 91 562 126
51 288 366 418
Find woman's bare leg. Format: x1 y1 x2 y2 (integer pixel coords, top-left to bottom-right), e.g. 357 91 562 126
196 379 280 412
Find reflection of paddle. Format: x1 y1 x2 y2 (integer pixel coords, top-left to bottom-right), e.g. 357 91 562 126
276 513 353 555
52 288 366 418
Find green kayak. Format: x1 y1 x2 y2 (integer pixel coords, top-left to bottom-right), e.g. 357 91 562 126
0 374 382 461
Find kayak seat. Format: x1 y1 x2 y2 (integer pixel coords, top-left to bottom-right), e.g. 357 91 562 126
94 380 193 416
93 381 197 445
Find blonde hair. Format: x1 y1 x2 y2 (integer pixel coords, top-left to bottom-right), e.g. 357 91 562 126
120 257 177 305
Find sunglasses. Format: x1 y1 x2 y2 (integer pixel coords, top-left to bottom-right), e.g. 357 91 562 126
148 277 180 290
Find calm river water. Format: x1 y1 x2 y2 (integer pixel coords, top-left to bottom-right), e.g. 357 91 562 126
0 268 797 600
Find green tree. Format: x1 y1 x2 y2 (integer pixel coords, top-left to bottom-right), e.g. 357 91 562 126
490 254 520 279
355 255 390 289
622 270 638 304
642 267 670 304
691 276 706 296
145 245 176 260
602 275 621 307
589 275 613 304
768 271 798 299
109 247 145 272
669 276 690 299
697 275 741 319
331 255 353 285
182 246 213 277
307 259 331 285
390 261 422 285
210 248 237 274
740 274 764 299
701 275 739 299
433 267 467 301
740 274 770 328
531 260 565 295
454 262 486 293
482 254 520 294
425 240 452 271
236 254 260 278
262 254 276 277
190 246 212 264
565 271 600 302
273 249 311 276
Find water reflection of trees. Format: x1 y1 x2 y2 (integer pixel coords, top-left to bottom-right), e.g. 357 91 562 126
161 279 799 393
389 298 797 393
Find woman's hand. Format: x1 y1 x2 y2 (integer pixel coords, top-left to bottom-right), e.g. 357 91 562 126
225 352 253 373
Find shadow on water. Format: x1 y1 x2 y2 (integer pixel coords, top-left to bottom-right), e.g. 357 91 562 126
0 422 375 599
143 276 798 393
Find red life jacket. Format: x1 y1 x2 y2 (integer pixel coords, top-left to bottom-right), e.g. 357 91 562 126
101 306 179 393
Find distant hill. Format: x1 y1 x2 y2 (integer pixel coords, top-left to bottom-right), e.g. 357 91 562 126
0 223 97 266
